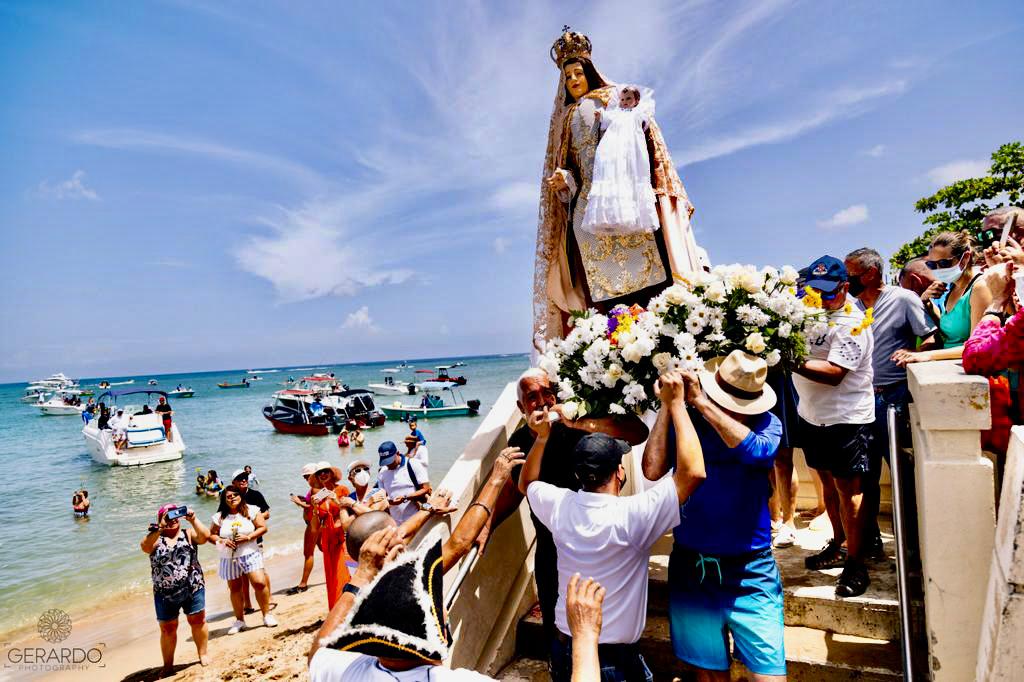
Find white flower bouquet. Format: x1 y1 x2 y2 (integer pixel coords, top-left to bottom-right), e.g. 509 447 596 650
539 264 826 418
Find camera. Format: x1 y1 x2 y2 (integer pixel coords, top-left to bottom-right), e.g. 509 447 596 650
164 505 189 521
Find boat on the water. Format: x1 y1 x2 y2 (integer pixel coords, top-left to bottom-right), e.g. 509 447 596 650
37 389 87 416
84 390 185 466
262 389 345 435
22 373 79 402
218 379 251 389
380 383 481 420
108 379 135 386
368 369 418 395
147 379 158 386
249 375 263 381
415 366 468 387
168 386 195 398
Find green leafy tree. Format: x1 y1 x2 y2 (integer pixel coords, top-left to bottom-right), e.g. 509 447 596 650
890 141 1024 269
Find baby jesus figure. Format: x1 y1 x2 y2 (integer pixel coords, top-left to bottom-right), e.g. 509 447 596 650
580 85 660 237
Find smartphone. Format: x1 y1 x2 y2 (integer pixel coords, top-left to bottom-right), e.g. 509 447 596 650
312 488 332 503
1000 214 1017 247
164 505 188 521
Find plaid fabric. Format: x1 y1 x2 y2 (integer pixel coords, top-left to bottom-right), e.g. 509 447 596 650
218 551 264 581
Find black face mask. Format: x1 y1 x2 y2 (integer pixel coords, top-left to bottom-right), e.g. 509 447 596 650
847 275 866 298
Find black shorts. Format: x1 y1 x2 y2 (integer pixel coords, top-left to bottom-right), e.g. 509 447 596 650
798 418 871 479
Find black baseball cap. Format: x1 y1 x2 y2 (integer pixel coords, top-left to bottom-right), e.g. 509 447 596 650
573 433 630 486
378 441 399 466
804 255 847 293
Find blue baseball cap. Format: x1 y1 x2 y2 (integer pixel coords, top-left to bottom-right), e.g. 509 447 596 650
804 256 847 293
378 441 399 466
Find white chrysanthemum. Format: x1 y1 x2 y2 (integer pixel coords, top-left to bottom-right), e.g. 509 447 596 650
538 355 560 379
778 322 792 338
560 401 579 420
662 322 680 338
766 349 782 366
736 305 760 325
557 379 576 400
602 363 625 387
685 315 705 335
808 321 829 338
649 297 669 315
705 282 727 303
622 381 647 406
664 284 688 305
608 403 627 415
780 265 799 285
745 332 767 354
674 332 697 353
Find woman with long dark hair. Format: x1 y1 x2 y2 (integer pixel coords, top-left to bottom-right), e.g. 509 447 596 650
210 485 276 634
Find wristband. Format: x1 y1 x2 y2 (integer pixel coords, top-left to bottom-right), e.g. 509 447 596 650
342 582 360 596
984 309 1009 323
469 502 492 517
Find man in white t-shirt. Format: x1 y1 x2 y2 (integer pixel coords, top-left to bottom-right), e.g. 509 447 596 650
520 372 705 682
791 255 875 598
377 441 430 524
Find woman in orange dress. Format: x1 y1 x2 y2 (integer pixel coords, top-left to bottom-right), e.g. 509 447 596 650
308 461 353 608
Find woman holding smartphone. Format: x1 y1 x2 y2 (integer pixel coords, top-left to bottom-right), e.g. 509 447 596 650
308 461 353 608
210 485 276 634
140 504 211 676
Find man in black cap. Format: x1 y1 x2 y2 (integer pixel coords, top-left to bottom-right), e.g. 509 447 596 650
519 371 704 682
474 368 648 675
792 255 875 598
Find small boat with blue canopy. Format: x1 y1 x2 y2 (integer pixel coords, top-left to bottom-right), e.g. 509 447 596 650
83 389 186 466
380 382 481 421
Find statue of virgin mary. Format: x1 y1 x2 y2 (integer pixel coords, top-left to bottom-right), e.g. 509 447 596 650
533 27 701 347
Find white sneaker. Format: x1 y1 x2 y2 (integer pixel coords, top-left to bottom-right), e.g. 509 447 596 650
773 524 797 548
770 519 783 534
263 614 278 628
227 619 246 635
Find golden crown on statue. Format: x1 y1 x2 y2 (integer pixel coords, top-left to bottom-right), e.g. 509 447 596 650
550 25 592 66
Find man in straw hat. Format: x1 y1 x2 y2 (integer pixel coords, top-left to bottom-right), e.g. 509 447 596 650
643 351 785 680
520 371 705 682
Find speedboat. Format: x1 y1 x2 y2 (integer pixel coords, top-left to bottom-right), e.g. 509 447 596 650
218 379 250 389
380 383 481 421
249 375 263 381
37 389 87 416
147 379 158 385
415 366 467 387
84 390 185 466
368 369 418 395
168 387 195 398
262 390 346 436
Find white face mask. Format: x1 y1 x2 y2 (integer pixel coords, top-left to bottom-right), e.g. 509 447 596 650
931 255 966 284
1014 272 1024 304
353 470 371 487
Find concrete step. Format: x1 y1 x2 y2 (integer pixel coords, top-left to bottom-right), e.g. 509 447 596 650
515 612 902 681
649 518 901 641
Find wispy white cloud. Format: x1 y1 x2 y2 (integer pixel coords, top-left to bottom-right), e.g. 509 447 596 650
35 170 99 201
864 144 886 157
925 159 989 186
342 306 380 333
439 324 450 336
73 128 324 190
679 80 907 165
494 237 509 254
817 204 869 230
234 200 412 302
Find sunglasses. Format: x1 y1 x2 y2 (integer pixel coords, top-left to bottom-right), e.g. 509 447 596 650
350 467 368 475
925 255 964 270
316 469 332 476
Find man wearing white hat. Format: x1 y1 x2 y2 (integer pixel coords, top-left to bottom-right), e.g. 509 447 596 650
643 350 786 680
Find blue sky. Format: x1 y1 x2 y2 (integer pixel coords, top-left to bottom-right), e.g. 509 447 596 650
1 0 1021 382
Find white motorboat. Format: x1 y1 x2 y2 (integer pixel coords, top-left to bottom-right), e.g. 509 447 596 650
368 369 418 395
22 373 78 402
37 389 87 416
147 379 158 385
84 389 185 466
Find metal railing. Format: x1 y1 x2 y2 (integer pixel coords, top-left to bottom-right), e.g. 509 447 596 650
887 405 914 682
444 545 480 611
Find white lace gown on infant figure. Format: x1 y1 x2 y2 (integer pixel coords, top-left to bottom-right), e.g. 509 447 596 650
580 88 660 236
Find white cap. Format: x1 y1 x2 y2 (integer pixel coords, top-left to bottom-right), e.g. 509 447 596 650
301 462 317 477
231 468 248 481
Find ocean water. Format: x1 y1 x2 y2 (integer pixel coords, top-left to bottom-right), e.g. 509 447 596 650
0 354 528 636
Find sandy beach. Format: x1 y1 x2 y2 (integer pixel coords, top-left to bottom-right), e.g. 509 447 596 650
6 549 331 682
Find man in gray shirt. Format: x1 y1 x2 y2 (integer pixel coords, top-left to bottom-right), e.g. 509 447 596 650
845 248 936 556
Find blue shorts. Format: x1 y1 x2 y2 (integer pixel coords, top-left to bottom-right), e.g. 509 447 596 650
668 546 785 676
154 587 206 622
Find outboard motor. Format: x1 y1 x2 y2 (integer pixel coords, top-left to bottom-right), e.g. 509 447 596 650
467 399 481 413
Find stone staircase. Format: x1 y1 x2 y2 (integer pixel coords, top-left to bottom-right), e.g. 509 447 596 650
498 516 906 681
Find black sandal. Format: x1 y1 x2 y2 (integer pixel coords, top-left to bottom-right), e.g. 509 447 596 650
836 561 871 598
285 586 308 595
804 539 847 570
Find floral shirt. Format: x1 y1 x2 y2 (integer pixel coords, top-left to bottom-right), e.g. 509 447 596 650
150 531 204 600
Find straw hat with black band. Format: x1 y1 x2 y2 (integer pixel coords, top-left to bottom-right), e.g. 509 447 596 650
698 350 777 415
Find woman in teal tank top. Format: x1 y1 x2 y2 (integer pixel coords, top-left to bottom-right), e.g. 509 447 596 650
893 231 992 366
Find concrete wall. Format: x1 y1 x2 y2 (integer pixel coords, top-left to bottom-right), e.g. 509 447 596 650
906 361 996 681
976 426 1024 681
